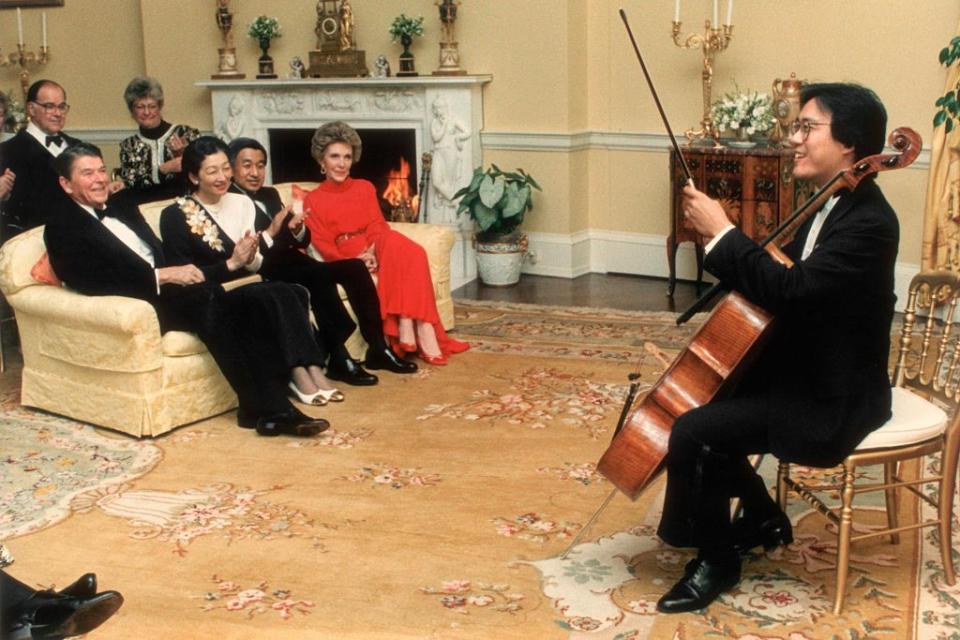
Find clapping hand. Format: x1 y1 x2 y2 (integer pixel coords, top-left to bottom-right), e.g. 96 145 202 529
166 133 186 158
266 205 289 240
0 168 15 200
227 230 259 271
359 243 377 273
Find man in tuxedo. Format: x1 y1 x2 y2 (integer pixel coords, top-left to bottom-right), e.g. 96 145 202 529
227 137 417 384
44 142 329 437
1 79 81 242
654 83 899 612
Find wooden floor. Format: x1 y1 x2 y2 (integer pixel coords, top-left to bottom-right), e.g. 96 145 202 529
453 273 707 313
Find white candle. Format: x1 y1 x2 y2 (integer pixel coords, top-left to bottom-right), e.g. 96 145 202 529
674 0 680 22
42 13 47 48
726 0 733 25
16 8 23 47
712 0 718 26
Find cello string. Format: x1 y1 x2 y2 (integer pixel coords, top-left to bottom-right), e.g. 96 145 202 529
618 8 694 184
559 487 618 560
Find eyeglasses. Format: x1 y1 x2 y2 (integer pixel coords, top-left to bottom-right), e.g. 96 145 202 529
32 102 70 113
789 119 830 141
132 103 160 113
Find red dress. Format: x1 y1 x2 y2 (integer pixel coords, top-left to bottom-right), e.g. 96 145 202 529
303 178 468 356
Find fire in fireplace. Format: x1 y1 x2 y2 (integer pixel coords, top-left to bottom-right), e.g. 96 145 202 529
267 127 419 221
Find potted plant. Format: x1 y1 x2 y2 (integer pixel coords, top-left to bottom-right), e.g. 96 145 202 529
248 15 281 79
389 14 424 76
711 89 775 147
454 165 542 286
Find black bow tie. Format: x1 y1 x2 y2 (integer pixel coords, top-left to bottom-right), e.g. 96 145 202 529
96 206 112 220
45 134 64 148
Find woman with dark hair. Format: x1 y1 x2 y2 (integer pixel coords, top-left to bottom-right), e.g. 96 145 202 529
160 136 342 407
303 121 469 365
118 76 199 199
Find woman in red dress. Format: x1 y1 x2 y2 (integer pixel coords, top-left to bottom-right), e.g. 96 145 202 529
303 121 468 365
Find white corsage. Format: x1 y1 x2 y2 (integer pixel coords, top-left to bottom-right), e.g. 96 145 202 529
177 197 224 252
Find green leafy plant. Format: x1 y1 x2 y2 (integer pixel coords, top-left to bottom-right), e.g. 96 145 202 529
454 165 542 237
934 36 960 132
248 15 281 42
389 14 424 42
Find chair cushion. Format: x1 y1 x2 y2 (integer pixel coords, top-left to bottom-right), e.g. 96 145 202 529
856 386 948 450
162 331 208 357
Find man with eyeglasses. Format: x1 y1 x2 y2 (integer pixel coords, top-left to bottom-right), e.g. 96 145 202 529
0 79 81 241
651 83 899 613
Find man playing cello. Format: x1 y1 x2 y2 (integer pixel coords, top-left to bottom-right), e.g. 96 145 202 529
656 82 899 613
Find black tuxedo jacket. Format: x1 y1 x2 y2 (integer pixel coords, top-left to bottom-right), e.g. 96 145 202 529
2 129 81 238
705 179 898 464
44 197 164 305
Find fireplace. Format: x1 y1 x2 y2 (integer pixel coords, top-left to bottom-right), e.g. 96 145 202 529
268 127 419 220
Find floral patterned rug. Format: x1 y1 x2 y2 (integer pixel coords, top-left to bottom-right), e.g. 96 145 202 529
0 300 957 639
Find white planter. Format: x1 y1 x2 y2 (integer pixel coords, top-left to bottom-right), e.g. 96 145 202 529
474 233 528 287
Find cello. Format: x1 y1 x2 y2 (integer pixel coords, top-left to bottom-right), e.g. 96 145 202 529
595 11 922 501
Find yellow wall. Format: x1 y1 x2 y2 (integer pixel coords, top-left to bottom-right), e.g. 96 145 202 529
0 0 952 266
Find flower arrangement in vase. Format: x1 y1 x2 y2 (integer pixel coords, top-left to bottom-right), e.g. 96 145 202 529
248 15 281 79
389 14 425 77
711 89 775 147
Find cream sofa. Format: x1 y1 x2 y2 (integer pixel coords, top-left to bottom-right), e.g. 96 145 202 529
0 183 456 437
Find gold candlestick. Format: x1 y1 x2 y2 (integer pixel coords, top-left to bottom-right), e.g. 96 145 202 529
672 19 732 147
0 44 50 101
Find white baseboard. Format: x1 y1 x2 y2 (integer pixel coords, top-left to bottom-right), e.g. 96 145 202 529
522 229 919 305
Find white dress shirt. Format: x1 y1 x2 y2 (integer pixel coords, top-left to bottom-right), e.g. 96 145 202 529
26 121 67 157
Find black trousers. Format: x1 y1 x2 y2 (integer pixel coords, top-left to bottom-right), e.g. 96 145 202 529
260 252 386 360
157 281 321 417
657 394 785 553
1 569 35 618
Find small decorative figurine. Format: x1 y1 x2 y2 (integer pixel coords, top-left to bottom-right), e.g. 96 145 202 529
288 56 306 79
372 55 391 78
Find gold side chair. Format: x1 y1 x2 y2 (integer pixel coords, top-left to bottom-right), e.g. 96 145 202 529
776 270 960 615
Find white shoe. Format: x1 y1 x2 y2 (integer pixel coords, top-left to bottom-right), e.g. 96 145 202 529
288 381 328 406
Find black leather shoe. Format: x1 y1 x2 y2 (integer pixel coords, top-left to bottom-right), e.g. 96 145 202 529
9 590 124 639
656 556 740 613
326 357 378 386
364 346 418 374
58 573 97 598
255 408 330 437
731 512 793 555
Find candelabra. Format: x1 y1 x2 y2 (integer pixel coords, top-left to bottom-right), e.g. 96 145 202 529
672 19 732 147
0 44 49 99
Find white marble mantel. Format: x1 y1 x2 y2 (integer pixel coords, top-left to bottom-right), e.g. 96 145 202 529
197 75 492 288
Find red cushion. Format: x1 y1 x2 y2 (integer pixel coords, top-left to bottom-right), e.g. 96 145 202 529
30 251 62 287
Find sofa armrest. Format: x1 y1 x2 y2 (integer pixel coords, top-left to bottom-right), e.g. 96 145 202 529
9 285 164 372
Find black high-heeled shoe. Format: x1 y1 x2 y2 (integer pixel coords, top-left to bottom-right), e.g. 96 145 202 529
731 512 793 555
